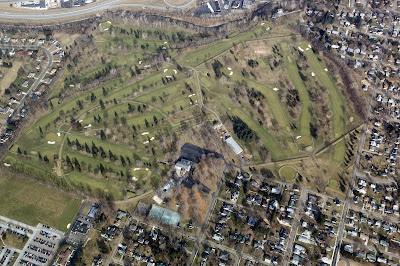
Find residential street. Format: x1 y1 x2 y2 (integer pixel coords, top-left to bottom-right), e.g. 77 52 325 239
0 44 53 135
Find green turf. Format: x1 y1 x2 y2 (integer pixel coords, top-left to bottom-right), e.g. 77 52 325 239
299 42 346 161
0 174 81 231
240 77 292 132
328 179 340 191
279 165 297 181
230 108 287 160
7 23 357 198
180 22 271 66
281 43 312 145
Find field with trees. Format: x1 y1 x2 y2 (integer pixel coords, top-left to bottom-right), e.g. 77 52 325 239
2 16 361 203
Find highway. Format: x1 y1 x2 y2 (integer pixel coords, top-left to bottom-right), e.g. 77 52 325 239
0 0 196 21
0 44 53 135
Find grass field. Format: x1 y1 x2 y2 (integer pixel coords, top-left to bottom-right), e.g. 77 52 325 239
0 174 81 231
281 43 312 146
231 107 287 160
298 43 347 162
0 61 23 97
2 232 28 250
279 165 297 181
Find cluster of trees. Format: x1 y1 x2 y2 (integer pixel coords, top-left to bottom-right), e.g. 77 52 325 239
2 62 12 68
6 155 116 199
161 75 176 85
230 115 257 142
212 59 224 78
64 62 115 90
66 137 133 166
286 89 300 108
247 59 259 68
310 122 318 139
127 103 147 114
129 65 141 77
114 26 198 45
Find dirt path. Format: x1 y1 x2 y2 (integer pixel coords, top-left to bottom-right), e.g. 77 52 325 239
54 125 73 176
114 189 155 208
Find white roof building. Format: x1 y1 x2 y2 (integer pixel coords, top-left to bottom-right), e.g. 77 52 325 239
225 136 243 154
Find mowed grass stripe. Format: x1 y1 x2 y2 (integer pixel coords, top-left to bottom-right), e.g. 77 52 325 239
230 108 286 160
282 46 312 141
181 23 270 67
301 43 344 138
240 77 292 132
301 42 346 161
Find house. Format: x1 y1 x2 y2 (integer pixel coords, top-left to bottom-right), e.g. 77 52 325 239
101 226 117 241
20 109 28 118
22 80 29 88
56 248 73 266
175 158 191 177
360 233 369 245
298 235 313 244
343 244 353 253
247 217 257 227
212 233 224 241
87 204 99 218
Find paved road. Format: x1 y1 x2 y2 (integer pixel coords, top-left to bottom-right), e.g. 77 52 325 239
105 216 131 266
343 237 400 261
282 189 307 266
187 165 229 265
355 172 396 185
0 44 53 135
0 0 196 21
331 22 386 266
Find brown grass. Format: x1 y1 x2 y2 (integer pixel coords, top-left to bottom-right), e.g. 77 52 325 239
0 61 23 97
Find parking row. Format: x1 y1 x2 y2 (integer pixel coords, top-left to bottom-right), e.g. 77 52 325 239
23 251 47 264
39 230 57 241
33 237 55 248
27 245 52 257
0 247 17 266
19 259 38 266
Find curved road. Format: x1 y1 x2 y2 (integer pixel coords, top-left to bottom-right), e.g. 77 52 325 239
0 0 196 20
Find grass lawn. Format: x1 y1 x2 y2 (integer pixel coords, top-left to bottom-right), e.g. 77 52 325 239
79 230 111 264
328 179 339 191
180 22 271 67
0 174 81 232
230 108 286 160
0 61 23 97
281 43 312 145
2 232 28 250
299 42 347 163
5 21 360 201
241 77 292 132
300 42 345 139
279 165 297 181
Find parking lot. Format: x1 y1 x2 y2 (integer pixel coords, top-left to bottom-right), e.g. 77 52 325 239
0 246 19 266
0 215 63 266
17 228 61 265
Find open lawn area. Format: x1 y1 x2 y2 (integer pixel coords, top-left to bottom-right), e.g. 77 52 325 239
0 173 81 231
2 232 28 250
0 61 23 97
